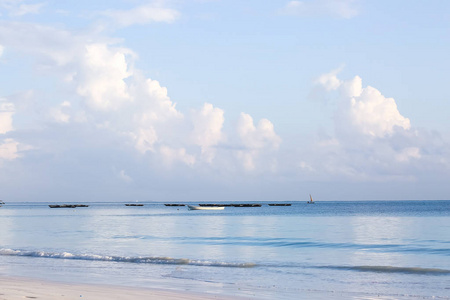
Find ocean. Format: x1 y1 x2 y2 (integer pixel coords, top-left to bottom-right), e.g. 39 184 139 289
1 201 449 299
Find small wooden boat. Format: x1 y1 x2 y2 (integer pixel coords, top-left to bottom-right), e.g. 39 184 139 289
307 195 315 204
231 203 262 207
187 205 225 210
49 204 89 208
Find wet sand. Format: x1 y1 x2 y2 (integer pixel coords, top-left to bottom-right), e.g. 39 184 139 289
0 276 248 300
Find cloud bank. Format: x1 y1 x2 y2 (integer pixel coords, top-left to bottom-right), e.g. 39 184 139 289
0 17 282 178
298 68 450 183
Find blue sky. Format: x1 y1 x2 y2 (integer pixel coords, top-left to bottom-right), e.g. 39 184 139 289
1 0 450 202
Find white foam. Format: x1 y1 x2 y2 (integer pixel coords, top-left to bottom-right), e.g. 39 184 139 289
0 248 256 268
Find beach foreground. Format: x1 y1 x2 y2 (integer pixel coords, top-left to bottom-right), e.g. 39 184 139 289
0 276 246 300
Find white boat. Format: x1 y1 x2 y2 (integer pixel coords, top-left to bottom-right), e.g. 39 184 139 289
307 194 315 204
187 205 225 210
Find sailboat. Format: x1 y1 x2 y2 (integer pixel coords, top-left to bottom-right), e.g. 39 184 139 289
307 194 314 204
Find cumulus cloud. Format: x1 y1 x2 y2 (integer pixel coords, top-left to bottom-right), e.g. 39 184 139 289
0 138 19 160
0 99 14 134
236 113 281 170
49 101 71 123
160 145 195 167
191 103 224 163
0 15 282 179
395 147 421 163
237 113 281 149
133 128 158 154
316 69 411 139
75 44 133 111
301 68 437 181
315 66 343 91
103 3 180 27
348 82 411 138
116 169 133 183
280 0 360 19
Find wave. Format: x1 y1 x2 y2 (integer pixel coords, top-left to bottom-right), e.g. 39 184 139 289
138 236 449 256
0 248 256 268
319 265 450 275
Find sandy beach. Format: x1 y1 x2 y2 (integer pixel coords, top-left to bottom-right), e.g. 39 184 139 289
0 276 248 300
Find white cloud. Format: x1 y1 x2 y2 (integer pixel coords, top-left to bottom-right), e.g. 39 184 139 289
237 113 281 149
160 145 195 167
236 113 281 170
11 3 44 16
50 101 71 123
75 44 133 111
302 69 438 181
103 3 180 27
118 169 133 183
0 99 14 134
133 128 158 154
191 103 224 163
396 147 421 163
280 0 360 19
315 67 343 91
0 1 45 17
131 77 182 123
0 22 83 67
0 44 4 57
0 138 19 160
317 70 411 138
347 82 411 137
0 16 282 178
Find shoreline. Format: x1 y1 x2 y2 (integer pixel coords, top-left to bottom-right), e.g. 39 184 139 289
0 275 250 300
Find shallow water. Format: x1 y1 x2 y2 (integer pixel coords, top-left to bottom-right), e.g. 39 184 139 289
1 201 449 299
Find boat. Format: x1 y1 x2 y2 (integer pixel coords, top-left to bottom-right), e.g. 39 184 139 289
187 205 225 210
49 204 89 208
230 203 262 207
125 204 144 206
307 195 315 204
268 203 292 206
164 204 185 206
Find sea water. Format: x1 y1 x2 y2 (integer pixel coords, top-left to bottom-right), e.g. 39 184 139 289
0 201 449 299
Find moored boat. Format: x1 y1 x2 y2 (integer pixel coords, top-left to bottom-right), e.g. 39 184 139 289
187 205 225 210
231 203 262 207
49 204 89 208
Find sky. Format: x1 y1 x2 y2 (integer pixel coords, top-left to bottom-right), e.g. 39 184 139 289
1 0 450 202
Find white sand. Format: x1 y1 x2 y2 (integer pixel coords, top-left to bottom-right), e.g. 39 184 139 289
0 276 249 300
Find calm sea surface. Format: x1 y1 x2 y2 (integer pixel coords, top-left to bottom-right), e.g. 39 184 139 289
1 201 449 299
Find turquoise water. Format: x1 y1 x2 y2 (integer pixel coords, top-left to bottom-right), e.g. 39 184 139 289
1 201 449 299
